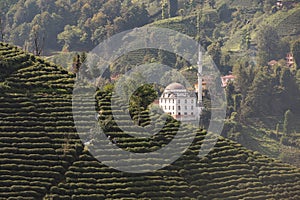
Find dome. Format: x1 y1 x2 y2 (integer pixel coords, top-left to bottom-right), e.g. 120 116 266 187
165 83 186 90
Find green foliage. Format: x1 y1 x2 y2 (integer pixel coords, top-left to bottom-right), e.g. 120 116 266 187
168 0 178 17
1 1 300 198
162 0 169 19
292 39 300 69
283 109 293 136
3 0 150 53
232 61 254 97
256 25 280 66
225 82 235 108
217 3 233 23
207 41 222 72
240 29 251 50
264 0 277 13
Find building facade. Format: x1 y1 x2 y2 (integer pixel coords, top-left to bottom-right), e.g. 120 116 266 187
159 83 199 121
286 53 294 67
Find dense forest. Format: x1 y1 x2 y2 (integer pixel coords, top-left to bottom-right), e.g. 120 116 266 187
1 0 298 55
0 0 151 53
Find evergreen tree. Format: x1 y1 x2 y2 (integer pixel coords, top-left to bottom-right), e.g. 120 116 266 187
162 0 169 19
296 70 300 89
226 82 235 108
207 42 222 73
168 0 178 17
226 82 235 117
292 39 300 69
283 109 293 136
218 4 232 23
257 26 280 66
232 62 253 97
72 54 81 74
234 94 242 113
240 71 275 120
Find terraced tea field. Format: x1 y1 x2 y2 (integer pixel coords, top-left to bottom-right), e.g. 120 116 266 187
0 43 300 199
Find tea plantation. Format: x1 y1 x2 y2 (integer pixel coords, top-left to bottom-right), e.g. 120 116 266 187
0 43 300 199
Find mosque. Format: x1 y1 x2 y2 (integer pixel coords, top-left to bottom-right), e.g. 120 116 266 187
159 47 203 121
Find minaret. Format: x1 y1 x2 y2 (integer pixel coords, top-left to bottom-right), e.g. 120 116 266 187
197 45 203 107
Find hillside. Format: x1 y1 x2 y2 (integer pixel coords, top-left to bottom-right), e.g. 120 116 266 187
1 43 300 199
6 0 299 170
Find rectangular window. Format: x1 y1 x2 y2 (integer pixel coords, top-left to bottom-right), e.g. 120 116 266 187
185 99 187 104
185 106 187 110
184 112 187 115
191 112 194 115
178 100 180 103
191 99 194 103
172 106 174 110
191 106 193 110
178 106 181 110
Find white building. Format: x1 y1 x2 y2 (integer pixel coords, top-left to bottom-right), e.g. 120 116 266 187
159 45 203 121
159 83 199 121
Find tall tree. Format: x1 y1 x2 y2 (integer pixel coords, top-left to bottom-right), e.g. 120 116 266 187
207 41 222 73
240 71 275 120
0 16 4 41
283 109 293 136
257 26 280 66
292 39 300 69
162 0 169 19
232 61 255 99
168 0 178 17
30 25 45 56
218 3 232 23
